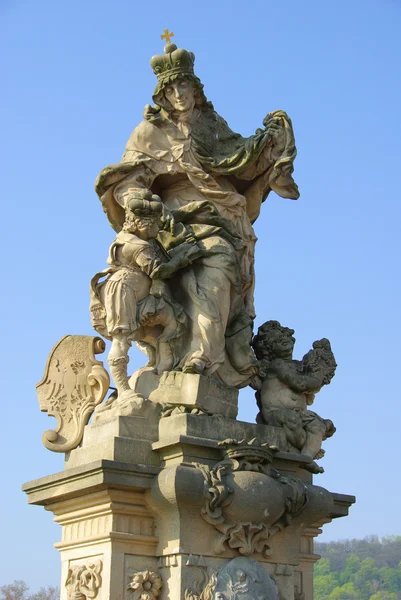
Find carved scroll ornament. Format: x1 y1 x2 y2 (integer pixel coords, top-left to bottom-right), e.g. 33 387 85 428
65 560 103 599
36 335 110 452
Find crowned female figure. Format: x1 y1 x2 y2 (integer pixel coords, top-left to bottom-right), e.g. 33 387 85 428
95 40 299 388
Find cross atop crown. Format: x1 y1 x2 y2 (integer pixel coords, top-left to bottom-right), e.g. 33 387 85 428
160 29 174 44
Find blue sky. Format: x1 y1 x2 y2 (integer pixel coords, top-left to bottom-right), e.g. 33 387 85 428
1 0 401 591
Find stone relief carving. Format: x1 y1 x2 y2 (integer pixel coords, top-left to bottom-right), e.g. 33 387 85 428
184 568 217 600
36 336 110 452
185 558 279 600
252 321 337 473
294 586 305 600
127 569 162 600
92 38 299 400
196 439 307 557
65 559 102 599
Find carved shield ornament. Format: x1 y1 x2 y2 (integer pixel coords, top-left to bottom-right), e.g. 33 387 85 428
36 335 110 452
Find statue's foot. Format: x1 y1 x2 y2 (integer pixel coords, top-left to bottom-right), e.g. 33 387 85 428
182 359 206 375
157 342 174 374
118 389 145 408
304 460 324 474
93 389 144 422
94 391 118 415
157 357 174 375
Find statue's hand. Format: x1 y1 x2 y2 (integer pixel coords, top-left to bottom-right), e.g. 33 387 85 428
262 114 282 144
160 205 175 234
150 279 169 297
263 112 282 128
152 262 176 280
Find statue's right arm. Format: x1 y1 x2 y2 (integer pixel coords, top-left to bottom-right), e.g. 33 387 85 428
109 119 171 204
271 360 322 393
113 163 157 207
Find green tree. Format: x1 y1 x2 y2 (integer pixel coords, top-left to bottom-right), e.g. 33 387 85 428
315 557 332 577
314 573 339 599
327 581 359 599
354 557 381 599
379 566 401 593
339 554 361 585
314 536 401 599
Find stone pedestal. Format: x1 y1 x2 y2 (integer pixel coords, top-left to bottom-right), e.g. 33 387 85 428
23 400 355 600
130 370 238 419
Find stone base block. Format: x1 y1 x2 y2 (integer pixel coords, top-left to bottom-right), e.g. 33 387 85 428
65 405 161 469
130 369 238 418
24 375 355 600
23 456 355 600
158 412 287 447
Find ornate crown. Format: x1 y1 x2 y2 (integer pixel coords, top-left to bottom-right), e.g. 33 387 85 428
150 43 195 84
218 438 278 464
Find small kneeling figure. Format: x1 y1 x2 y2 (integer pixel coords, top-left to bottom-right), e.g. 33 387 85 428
90 191 188 401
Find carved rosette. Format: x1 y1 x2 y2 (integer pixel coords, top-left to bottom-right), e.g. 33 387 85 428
36 335 110 452
196 439 307 557
65 560 103 599
127 569 162 600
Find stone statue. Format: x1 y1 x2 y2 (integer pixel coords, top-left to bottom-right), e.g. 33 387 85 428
90 191 196 401
94 41 299 391
252 320 337 473
27 34 356 600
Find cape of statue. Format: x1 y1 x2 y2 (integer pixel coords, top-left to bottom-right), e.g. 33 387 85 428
93 41 299 391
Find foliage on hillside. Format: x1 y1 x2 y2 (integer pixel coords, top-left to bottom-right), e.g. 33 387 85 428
314 536 401 599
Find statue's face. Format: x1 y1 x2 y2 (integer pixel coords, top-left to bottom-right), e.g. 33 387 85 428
270 331 295 360
134 216 159 239
126 215 159 239
164 79 196 112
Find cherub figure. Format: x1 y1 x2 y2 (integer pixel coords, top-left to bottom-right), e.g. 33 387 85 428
90 190 196 402
252 320 337 473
